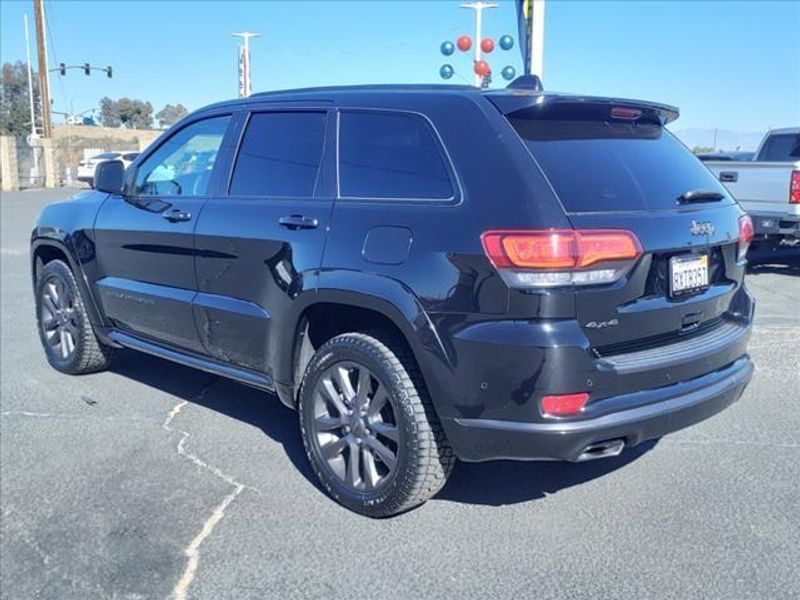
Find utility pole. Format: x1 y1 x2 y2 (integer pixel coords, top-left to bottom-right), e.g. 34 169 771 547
232 32 260 98
461 2 498 86
32 0 52 137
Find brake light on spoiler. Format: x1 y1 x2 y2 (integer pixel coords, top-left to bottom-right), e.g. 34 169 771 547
481 229 642 288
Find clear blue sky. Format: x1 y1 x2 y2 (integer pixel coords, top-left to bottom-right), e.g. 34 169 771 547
2 1 798 132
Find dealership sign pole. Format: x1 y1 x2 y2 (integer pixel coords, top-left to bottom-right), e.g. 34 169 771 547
517 0 545 78
232 32 260 98
460 2 498 86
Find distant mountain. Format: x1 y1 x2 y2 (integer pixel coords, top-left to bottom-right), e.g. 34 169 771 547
670 128 766 152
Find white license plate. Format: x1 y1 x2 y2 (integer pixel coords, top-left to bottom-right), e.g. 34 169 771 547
669 254 709 296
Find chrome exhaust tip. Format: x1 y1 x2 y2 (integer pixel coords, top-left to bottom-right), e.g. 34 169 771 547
575 439 626 462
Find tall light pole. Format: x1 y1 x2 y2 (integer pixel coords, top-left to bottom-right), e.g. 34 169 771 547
460 2 498 86
23 14 37 137
232 31 260 98
23 13 40 182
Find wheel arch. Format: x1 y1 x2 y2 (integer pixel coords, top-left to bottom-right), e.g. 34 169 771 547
276 281 453 413
30 238 108 332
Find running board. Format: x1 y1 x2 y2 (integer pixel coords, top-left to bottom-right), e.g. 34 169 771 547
108 331 274 392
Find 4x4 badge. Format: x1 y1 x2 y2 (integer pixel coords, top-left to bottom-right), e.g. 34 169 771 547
690 220 714 236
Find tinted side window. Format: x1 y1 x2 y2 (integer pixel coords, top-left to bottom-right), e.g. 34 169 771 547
339 112 454 200
757 134 800 162
229 112 326 197
132 115 230 197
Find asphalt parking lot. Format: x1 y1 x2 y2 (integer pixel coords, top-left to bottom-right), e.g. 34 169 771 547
2 188 799 600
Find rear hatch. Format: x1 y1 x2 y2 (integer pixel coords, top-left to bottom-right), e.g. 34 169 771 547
493 94 749 351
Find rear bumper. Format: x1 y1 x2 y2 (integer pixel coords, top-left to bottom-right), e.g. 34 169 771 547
446 355 753 462
750 211 800 240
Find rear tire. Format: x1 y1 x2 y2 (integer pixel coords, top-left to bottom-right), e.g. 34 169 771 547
298 332 453 517
35 259 114 374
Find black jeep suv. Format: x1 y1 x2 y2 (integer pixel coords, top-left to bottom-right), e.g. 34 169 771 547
32 81 755 517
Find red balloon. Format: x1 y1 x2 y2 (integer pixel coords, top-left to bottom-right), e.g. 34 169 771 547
456 35 472 52
481 38 495 53
474 60 491 76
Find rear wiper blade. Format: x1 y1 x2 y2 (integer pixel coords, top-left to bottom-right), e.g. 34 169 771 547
677 189 725 204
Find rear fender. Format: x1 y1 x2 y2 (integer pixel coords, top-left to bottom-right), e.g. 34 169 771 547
275 270 454 413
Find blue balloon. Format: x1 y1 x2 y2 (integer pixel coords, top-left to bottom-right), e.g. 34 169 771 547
440 41 455 56
439 64 454 80
499 35 514 51
501 65 516 81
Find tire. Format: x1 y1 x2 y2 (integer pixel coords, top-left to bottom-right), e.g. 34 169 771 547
35 259 114 374
298 332 454 517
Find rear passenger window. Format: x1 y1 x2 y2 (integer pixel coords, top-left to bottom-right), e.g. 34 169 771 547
757 134 800 162
339 111 454 200
230 112 326 197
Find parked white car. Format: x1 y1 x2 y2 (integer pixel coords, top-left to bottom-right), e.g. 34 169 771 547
705 127 799 258
77 151 139 187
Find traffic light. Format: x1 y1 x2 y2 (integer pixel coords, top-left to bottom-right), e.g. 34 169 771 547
106 66 113 79
84 63 91 75
59 63 66 76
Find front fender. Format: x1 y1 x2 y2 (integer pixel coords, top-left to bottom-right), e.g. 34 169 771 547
30 190 111 332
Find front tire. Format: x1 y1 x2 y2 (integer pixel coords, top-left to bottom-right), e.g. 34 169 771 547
299 333 453 517
35 259 113 374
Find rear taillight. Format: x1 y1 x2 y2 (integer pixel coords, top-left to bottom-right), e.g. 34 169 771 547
541 393 589 417
481 229 642 288
738 214 754 261
790 170 800 204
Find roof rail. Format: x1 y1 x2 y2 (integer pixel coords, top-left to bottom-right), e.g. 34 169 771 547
506 74 544 92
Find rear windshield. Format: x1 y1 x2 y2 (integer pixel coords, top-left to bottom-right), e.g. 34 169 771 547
756 133 800 162
508 118 732 212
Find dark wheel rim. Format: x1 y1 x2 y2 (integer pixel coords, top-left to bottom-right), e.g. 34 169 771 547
40 276 78 360
312 361 400 492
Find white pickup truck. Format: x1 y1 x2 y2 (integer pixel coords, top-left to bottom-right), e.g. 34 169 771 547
704 127 799 258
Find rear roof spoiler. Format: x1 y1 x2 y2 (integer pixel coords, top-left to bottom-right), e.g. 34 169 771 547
485 90 679 125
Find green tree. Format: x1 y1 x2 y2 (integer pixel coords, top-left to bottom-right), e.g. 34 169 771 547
97 97 154 129
692 146 715 154
98 96 120 127
155 103 188 128
1 61 40 138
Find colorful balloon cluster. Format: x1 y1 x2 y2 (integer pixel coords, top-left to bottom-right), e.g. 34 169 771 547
439 34 516 82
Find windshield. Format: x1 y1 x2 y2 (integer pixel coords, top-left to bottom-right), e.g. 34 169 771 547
509 118 734 213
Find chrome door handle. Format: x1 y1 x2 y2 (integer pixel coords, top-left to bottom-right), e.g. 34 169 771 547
162 208 192 222
278 215 318 230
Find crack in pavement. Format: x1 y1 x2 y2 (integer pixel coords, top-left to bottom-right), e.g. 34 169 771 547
161 381 250 600
1 411 150 420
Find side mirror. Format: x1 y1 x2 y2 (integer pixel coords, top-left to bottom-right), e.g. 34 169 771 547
94 160 125 194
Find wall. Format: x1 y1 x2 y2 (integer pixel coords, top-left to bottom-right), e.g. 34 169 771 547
51 125 164 185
